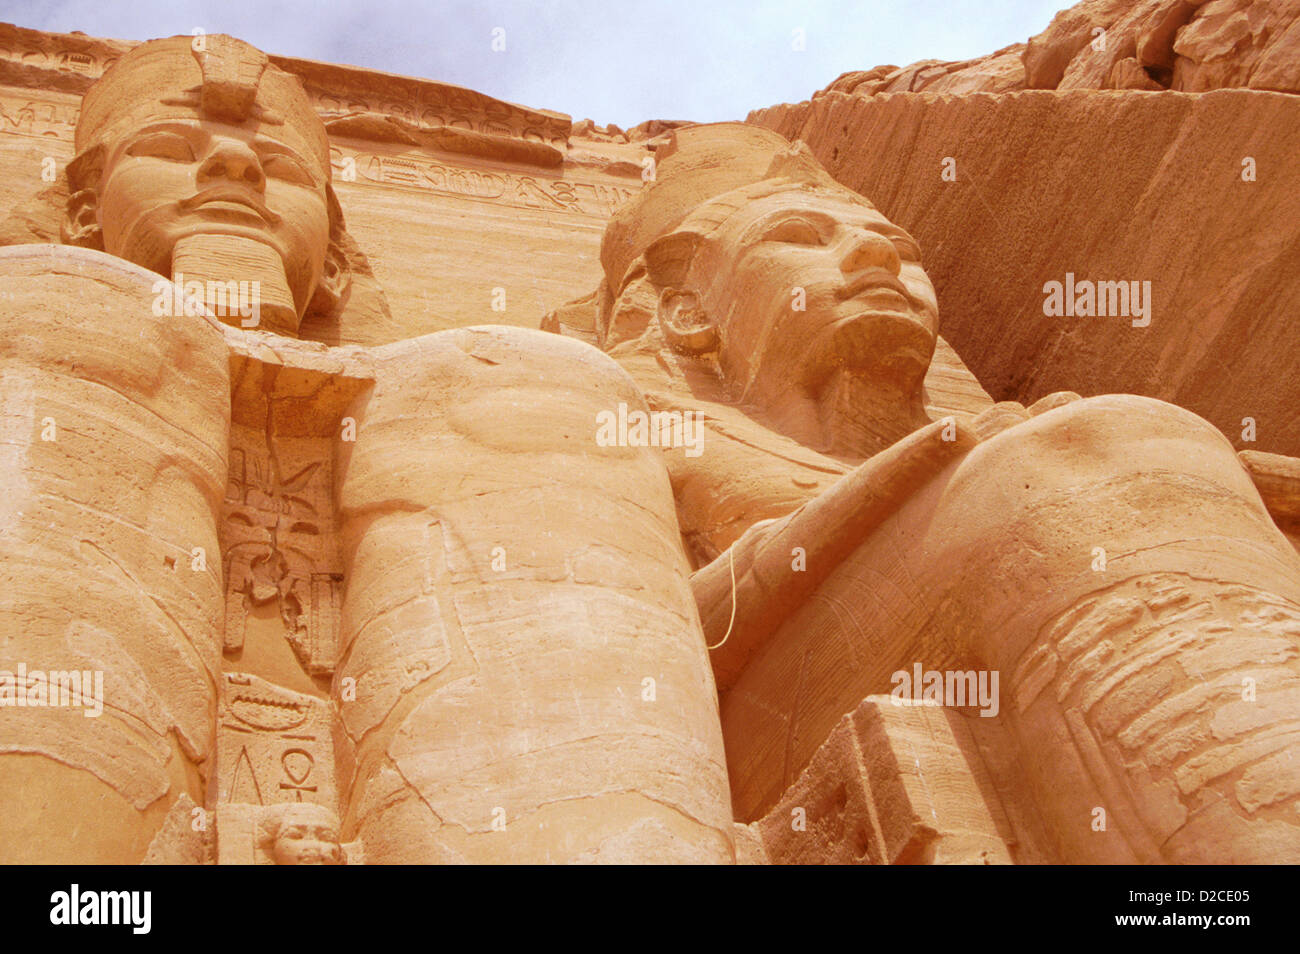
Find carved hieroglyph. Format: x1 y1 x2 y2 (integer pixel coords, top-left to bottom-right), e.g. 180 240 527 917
2 21 1300 865
0 34 733 865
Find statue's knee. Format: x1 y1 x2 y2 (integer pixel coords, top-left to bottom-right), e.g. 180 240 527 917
960 394 1249 503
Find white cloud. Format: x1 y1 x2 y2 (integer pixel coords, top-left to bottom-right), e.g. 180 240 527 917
8 0 1066 125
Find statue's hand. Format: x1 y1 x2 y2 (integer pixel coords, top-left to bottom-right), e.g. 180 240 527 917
969 391 1083 441
693 416 977 690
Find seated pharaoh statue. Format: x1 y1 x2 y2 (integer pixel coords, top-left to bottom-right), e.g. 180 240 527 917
2 29 1297 865
547 123 1300 863
0 35 737 864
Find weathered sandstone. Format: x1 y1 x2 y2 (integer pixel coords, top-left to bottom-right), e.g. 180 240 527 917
0 4 1297 866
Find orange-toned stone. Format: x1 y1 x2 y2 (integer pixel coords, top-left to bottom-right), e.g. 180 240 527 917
1 9 1299 867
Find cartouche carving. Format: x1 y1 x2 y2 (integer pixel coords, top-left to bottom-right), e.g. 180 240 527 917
3 14 1300 866
0 33 734 865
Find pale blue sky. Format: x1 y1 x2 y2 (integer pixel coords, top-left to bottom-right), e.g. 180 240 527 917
5 0 1066 125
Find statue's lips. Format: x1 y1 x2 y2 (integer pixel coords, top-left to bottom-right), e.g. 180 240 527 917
836 272 915 311
178 190 281 225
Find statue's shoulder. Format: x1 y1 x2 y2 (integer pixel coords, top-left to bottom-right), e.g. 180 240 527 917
0 243 162 288
372 323 646 397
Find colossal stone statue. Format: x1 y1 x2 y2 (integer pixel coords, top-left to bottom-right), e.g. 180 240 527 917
550 122 1300 863
62 34 346 336
3 24 1298 866
0 35 734 864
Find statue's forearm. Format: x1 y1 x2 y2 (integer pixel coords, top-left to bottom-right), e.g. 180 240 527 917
694 416 977 690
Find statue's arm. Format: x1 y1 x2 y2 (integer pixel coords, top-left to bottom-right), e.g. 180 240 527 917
693 416 978 691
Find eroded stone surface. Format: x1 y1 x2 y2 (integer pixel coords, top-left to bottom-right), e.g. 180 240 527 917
549 120 1300 863
0 13 1298 866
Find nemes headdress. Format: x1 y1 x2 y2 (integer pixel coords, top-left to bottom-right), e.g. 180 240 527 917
600 122 866 295
73 34 329 183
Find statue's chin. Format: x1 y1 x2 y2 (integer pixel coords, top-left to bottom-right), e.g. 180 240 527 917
802 308 935 391
113 206 291 272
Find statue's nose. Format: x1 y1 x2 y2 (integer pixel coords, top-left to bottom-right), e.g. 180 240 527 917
839 229 900 275
197 138 266 191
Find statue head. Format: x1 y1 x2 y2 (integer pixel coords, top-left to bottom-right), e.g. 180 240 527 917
257 802 345 865
597 124 937 454
63 34 349 336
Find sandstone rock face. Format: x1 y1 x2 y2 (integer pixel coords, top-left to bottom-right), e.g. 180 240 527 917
1025 0 1300 92
1 12 1299 867
796 0 1299 103
750 1 1300 460
820 45 1029 99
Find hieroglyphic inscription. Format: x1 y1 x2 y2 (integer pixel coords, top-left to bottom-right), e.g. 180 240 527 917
334 147 639 217
0 90 80 141
219 355 367 679
222 426 343 676
216 673 336 810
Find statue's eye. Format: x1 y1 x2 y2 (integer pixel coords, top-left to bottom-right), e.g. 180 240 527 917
893 236 923 263
261 153 316 187
125 132 196 162
763 218 823 245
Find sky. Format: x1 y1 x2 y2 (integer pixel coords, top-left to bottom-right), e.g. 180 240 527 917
4 0 1068 126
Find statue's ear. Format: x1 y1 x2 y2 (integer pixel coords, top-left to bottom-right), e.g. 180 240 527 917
644 228 717 354
307 184 352 316
656 287 717 355
309 240 349 314
61 147 105 250
60 188 103 249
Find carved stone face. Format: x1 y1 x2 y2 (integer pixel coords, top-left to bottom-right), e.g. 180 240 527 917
695 188 938 399
96 116 331 316
269 803 344 865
